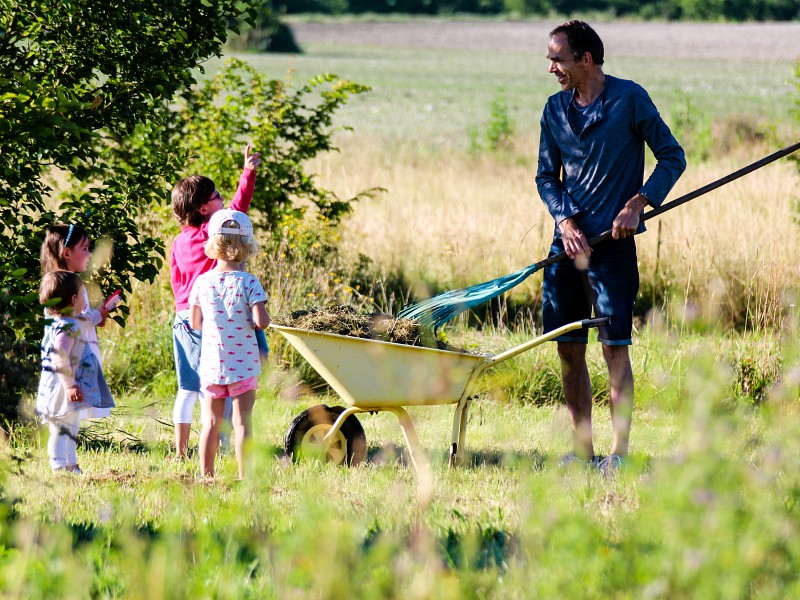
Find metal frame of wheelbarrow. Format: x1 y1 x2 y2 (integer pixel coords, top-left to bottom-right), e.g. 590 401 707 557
272 316 611 471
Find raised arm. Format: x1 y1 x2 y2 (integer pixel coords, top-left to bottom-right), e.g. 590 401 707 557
229 145 261 213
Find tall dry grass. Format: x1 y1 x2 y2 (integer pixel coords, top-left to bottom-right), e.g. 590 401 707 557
314 135 800 330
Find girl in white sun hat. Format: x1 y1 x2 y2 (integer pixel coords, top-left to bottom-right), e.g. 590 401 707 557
188 209 270 479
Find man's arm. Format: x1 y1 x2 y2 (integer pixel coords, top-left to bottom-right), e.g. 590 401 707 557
613 88 686 240
635 89 687 207
536 113 591 258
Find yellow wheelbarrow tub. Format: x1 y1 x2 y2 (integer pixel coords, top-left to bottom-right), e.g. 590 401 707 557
272 316 611 470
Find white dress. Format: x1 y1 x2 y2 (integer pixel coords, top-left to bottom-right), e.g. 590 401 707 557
78 287 112 419
36 315 115 420
188 270 267 387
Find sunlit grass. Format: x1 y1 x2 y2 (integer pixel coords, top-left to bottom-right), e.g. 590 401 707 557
6 18 800 597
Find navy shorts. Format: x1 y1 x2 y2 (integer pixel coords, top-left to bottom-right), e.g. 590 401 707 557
172 310 270 392
542 237 638 345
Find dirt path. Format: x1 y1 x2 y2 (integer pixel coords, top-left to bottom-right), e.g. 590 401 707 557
287 18 800 61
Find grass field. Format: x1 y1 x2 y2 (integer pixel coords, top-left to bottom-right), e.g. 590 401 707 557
5 17 800 598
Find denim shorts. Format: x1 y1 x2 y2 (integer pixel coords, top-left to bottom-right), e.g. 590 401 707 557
542 237 638 345
173 310 202 392
172 310 270 393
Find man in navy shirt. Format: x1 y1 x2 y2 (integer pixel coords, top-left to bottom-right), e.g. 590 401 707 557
536 20 685 472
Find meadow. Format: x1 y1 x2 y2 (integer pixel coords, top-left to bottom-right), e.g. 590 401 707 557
4 18 800 598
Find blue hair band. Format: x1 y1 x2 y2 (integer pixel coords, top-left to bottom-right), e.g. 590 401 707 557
63 223 75 248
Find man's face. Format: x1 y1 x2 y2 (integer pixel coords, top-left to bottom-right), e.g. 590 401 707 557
547 32 585 91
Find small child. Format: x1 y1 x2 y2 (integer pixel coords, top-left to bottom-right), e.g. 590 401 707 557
36 271 115 474
188 209 270 479
170 145 262 459
40 223 116 419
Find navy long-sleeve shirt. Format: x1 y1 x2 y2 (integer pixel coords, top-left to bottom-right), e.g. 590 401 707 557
536 75 686 239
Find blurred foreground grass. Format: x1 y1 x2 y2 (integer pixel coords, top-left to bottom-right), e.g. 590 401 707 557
4 322 800 598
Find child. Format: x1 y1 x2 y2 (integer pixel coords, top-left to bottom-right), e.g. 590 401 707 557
40 223 115 419
170 145 262 459
188 209 270 479
36 271 115 474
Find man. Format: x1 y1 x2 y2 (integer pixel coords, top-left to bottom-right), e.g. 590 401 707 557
536 20 685 471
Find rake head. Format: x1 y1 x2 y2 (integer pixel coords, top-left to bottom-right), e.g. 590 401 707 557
398 263 540 329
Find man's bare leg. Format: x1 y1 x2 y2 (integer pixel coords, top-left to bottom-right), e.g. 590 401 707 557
602 344 634 457
557 341 594 461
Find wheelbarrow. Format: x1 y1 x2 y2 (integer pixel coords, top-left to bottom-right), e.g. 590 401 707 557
272 316 611 471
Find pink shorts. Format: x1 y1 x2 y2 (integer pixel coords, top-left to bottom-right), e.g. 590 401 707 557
202 376 258 400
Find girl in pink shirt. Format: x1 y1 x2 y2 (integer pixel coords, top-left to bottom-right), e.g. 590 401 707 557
169 145 261 459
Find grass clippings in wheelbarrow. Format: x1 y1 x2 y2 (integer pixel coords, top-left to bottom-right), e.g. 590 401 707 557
273 305 475 353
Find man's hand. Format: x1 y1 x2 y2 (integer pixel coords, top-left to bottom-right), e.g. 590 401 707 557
244 144 262 172
612 193 651 239
558 218 591 259
67 386 84 403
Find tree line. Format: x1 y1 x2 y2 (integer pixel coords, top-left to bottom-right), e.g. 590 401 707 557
276 0 798 21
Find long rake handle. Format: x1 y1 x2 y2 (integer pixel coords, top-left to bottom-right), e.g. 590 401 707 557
534 141 800 270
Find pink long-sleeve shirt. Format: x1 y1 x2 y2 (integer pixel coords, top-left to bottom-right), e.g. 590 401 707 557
170 168 257 311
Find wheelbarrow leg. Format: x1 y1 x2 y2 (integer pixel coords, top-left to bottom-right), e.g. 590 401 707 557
321 406 362 448
456 398 473 465
386 407 431 474
449 397 473 468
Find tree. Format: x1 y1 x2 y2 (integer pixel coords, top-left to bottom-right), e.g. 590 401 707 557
0 0 260 419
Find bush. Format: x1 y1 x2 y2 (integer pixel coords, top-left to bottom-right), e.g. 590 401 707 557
0 0 260 420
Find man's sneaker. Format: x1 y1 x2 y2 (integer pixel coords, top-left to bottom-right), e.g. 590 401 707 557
559 452 603 468
598 454 625 475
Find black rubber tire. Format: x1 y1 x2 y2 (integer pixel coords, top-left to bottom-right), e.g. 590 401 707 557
285 404 367 466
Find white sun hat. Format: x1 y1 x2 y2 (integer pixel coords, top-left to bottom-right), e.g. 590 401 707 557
208 209 254 238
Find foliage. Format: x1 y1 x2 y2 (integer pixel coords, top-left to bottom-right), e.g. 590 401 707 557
469 91 516 154
0 0 260 419
227 1 302 53
175 58 373 233
670 94 714 163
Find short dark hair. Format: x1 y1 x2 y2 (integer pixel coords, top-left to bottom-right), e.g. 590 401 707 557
550 20 604 66
40 270 84 315
171 175 216 227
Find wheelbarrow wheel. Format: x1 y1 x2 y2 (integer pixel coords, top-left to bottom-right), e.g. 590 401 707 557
285 405 367 466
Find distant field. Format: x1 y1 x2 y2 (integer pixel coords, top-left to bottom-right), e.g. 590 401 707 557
227 19 800 146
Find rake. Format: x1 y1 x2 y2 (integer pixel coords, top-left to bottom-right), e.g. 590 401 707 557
398 141 800 329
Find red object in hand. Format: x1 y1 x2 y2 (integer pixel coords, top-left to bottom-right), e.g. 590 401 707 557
102 289 122 311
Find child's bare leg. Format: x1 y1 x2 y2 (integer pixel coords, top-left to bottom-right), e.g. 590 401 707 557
173 390 199 458
175 423 191 458
199 396 226 477
231 390 256 480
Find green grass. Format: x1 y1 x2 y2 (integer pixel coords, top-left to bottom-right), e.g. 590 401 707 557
5 325 800 596
219 42 796 151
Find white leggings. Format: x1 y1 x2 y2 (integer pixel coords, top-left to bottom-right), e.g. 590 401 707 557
173 389 232 424
48 411 81 470
173 389 200 424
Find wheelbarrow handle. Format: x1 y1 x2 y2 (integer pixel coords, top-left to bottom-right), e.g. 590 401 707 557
581 316 614 328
